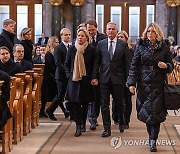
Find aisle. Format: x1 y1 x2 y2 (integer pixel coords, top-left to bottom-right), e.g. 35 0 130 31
10 96 180 154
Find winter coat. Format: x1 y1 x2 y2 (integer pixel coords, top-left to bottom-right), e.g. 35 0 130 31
127 38 174 125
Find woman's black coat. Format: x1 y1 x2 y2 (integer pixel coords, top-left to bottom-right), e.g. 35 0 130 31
127 38 174 125
41 51 57 102
64 44 95 103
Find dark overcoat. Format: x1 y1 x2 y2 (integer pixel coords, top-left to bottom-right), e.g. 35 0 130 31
41 51 57 102
64 44 95 103
127 38 174 125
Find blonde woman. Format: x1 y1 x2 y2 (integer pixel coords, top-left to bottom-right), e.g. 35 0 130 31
39 36 59 117
127 23 174 152
20 27 33 62
64 29 96 137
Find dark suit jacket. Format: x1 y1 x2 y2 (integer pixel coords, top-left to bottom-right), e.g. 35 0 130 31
92 31 107 47
38 37 49 45
0 70 12 129
33 56 44 64
0 59 23 76
20 59 33 72
92 38 130 84
54 42 68 80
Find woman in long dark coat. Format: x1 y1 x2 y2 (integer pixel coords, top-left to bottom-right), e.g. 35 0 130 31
127 23 174 152
64 29 95 137
39 36 59 117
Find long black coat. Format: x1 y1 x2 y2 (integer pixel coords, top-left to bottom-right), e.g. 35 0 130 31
41 51 57 102
127 38 174 125
64 44 95 103
0 70 12 129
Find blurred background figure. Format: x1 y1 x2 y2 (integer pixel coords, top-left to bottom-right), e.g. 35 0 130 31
37 32 49 46
174 46 180 62
33 45 46 64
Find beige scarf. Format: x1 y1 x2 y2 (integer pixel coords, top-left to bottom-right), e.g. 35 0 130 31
72 40 88 81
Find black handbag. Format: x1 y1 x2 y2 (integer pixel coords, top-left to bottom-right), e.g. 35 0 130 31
164 71 180 110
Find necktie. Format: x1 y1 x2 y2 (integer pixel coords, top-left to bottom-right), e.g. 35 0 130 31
108 41 113 60
92 36 96 45
67 44 70 50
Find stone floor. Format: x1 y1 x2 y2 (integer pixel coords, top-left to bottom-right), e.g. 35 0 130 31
1 96 180 154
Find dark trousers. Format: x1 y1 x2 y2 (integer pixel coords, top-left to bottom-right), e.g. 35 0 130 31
87 86 101 124
146 123 160 141
47 79 67 114
112 86 132 125
100 80 125 130
73 102 89 126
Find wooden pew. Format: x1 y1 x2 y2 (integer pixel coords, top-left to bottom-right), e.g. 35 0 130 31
25 70 34 133
13 77 23 144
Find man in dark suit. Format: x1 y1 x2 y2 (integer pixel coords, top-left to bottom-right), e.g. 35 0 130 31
0 46 23 76
33 45 46 64
46 28 71 121
92 22 130 137
13 44 33 72
86 20 107 130
37 33 49 46
0 19 19 57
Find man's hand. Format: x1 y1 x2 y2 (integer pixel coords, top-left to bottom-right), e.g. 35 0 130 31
91 79 98 86
129 86 135 95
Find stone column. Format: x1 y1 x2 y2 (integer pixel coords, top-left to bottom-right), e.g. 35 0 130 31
168 7 177 44
52 5 61 37
73 6 82 39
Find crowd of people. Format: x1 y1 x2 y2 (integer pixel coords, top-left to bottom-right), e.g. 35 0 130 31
0 18 177 152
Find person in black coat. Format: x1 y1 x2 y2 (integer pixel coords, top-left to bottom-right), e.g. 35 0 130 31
127 23 174 152
0 46 23 76
91 22 130 137
86 20 107 130
0 19 19 57
0 70 12 129
64 29 96 137
46 28 71 120
112 30 134 128
37 33 49 46
20 27 34 63
39 36 59 117
13 44 33 72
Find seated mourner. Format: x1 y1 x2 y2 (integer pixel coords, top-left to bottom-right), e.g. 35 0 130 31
0 70 12 129
0 46 23 76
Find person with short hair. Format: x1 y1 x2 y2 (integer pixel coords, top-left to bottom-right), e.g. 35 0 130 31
0 46 22 76
33 45 46 64
13 44 33 72
0 19 19 57
46 28 71 121
127 23 174 152
37 32 49 46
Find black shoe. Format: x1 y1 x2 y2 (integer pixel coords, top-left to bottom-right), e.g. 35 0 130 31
125 124 129 129
39 112 48 118
149 140 157 152
64 111 70 119
119 125 125 133
81 124 86 132
46 110 57 121
101 130 111 137
74 125 82 137
90 123 96 130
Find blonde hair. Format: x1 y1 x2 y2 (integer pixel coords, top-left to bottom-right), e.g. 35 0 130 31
76 29 91 44
117 30 132 49
46 36 59 54
60 28 71 36
142 23 164 41
20 27 32 40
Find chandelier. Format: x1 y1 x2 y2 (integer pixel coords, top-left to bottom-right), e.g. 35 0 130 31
49 0 63 6
166 0 180 7
70 0 85 6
